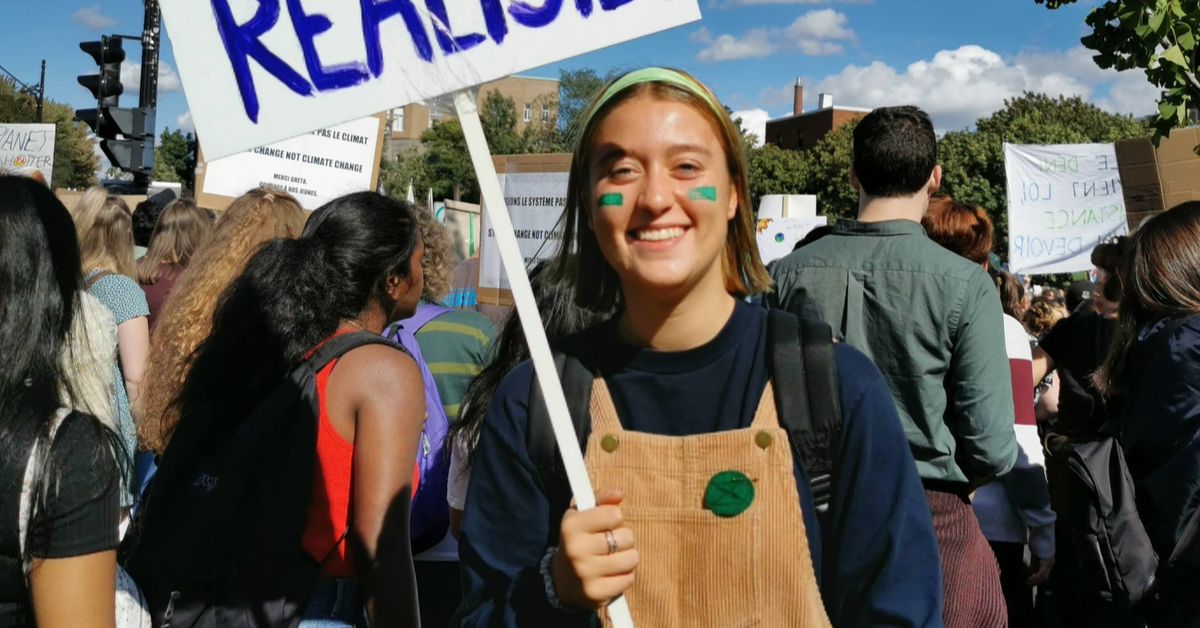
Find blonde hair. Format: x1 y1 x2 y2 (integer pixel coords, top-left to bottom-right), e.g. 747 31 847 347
136 198 215 284
414 206 454 302
75 187 135 277
72 186 109 218
547 69 771 310
139 188 305 452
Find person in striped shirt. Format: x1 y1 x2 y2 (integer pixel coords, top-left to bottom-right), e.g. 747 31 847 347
409 204 497 628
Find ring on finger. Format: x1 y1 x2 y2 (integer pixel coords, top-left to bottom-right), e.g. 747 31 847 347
605 530 618 555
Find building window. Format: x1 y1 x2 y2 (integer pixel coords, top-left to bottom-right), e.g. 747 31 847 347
542 105 550 122
776 134 783 147
796 130 803 148
524 103 532 122
393 107 404 132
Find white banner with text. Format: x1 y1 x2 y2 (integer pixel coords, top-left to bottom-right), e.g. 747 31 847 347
480 172 568 292
1004 143 1128 275
200 115 383 211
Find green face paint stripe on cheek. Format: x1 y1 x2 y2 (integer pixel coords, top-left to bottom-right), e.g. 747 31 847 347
597 193 623 207
687 186 718 201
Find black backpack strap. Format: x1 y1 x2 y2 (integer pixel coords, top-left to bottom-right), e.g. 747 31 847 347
303 330 408 374
766 310 842 520
526 352 592 547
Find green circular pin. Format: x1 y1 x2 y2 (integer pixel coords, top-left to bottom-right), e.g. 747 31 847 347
703 470 754 517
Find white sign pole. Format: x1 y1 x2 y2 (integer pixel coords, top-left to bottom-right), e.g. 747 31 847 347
453 89 635 628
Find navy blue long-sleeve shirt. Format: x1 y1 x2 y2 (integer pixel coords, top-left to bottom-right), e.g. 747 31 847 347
455 301 942 628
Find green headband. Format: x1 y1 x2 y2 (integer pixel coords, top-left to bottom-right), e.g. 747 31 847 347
583 68 724 130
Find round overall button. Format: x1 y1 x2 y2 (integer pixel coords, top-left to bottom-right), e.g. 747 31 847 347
601 434 619 453
755 430 773 449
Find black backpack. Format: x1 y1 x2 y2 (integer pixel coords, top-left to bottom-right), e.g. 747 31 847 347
527 310 842 546
123 332 406 628
1045 424 1158 610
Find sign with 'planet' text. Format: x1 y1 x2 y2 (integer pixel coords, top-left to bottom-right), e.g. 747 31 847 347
160 0 702 161
0 124 55 184
1003 143 1129 275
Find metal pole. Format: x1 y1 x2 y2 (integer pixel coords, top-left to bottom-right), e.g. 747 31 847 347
135 0 161 190
36 60 45 123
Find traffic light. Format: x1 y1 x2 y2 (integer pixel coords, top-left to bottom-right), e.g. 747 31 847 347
76 36 155 179
78 37 125 108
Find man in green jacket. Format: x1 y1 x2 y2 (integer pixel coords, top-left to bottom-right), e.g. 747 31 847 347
769 106 1017 628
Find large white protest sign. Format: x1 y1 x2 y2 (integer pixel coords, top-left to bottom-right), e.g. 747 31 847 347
0 124 55 184
1004 143 1129 275
196 115 385 211
479 171 569 298
161 0 702 160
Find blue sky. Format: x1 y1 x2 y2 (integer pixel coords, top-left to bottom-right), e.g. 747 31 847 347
3 0 1158 152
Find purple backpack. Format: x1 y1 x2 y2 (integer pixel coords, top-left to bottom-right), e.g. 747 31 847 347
385 302 453 554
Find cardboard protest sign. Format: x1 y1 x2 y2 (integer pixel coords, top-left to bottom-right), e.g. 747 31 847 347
195 114 386 212
160 0 702 160
756 216 827 264
1004 143 1129 274
1115 127 1200 229
479 154 571 305
0 124 55 184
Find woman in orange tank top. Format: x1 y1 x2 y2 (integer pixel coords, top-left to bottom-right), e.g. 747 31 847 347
169 192 428 628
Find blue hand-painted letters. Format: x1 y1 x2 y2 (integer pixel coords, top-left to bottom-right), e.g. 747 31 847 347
212 0 638 123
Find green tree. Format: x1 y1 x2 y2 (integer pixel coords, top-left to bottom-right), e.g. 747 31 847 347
379 145 432 201
480 90 527 155
557 67 625 149
797 119 860 220
0 77 98 189
938 93 1148 257
745 143 808 212
419 118 478 203
151 127 196 190
1037 0 1200 150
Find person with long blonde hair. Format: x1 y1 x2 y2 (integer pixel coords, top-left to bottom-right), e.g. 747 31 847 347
74 187 147 487
136 198 214 333
139 188 305 455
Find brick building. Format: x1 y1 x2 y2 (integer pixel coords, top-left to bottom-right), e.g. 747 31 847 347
764 79 870 151
386 75 559 157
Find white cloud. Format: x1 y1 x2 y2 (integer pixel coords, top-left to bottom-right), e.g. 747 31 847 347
731 108 771 146
72 4 116 30
694 9 854 62
754 45 1158 132
176 111 194 134
711 0 871 8
116 61 184 96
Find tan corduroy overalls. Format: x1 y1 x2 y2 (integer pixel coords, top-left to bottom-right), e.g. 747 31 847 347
585 378 832 628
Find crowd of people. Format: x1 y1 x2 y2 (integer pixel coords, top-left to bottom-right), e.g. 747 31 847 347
1 68 1198 628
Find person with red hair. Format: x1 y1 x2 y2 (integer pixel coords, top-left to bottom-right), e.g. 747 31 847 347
923 197 1056 628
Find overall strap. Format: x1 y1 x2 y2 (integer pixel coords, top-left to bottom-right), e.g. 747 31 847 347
750 382 779 429
588 378 623 434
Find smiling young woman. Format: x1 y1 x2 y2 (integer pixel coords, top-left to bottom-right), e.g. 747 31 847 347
455 69 942 628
